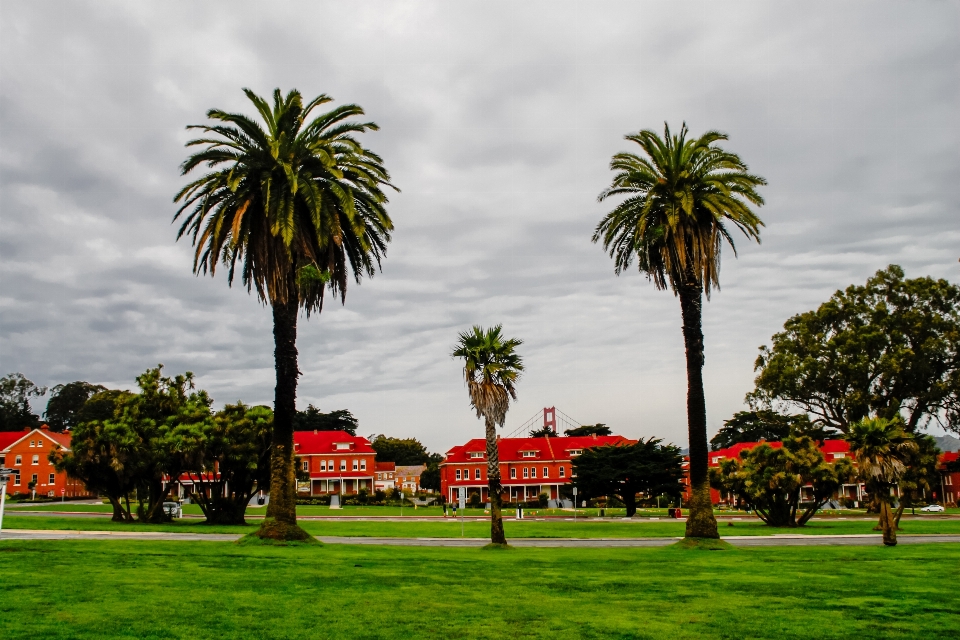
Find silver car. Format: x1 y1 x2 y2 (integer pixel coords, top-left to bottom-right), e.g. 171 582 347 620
162 501 183 518
920 504 945 513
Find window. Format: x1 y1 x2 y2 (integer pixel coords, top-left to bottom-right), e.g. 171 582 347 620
13 473 20 486
302 461 309 472
711 457 722 464
543 467 549 478
31 474 38 484
456 469 461 480
945 475 953 486
522 451 536 458
32 455 39 465
340 460 346 471
328 459 334 470
510 468 516 479
523 468 529 478
321 460 327 471
335 443 351 450
15 455 21 466
352 460 358 471
469 452 483 459
531 468 537 479
559 466 565 478
475 468 481 480
29 440 35 447
49 473 56 484
360 460 366 471
833 453 846 460
568 449 583 456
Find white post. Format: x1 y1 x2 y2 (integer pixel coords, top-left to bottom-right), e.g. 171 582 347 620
0 479 6 534
573 486 578 523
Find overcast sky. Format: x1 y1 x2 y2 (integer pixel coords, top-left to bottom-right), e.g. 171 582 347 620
1 1 957 452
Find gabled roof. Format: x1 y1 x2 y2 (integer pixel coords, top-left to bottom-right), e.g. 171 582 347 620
396 464 426 476
444 435 634 464
293 430 374 455
0 427 71 452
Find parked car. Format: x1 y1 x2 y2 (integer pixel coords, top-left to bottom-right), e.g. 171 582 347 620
920 504 945 513
162 501 183 518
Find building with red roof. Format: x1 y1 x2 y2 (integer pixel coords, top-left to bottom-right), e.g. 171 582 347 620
374 461 396 492
440 433 635 504
0 426 94 498
293 430 376 495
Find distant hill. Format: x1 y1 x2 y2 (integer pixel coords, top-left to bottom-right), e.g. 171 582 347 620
933 434 960 453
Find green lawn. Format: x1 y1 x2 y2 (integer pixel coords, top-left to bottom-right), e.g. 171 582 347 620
0 539 957 639
5 514 960 538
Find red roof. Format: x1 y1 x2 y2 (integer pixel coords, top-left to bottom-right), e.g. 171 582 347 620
444 434 634 464
375 462 395 472
709 439 850 465
293 431 374 455
941 451 959 468
0 427 71 452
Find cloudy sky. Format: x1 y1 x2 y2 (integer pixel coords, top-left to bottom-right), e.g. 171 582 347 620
1 1 957 451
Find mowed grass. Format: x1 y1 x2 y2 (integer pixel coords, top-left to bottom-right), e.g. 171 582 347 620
5 514 960 538
0 540 958 639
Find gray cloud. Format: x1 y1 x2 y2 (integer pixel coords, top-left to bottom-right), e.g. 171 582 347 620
1 0 957 451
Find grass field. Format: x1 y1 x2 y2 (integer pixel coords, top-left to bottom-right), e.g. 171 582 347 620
5 514 960 538
0 539 957 639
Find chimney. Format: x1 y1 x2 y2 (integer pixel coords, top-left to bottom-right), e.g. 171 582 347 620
314 430 318 434
40 424 49 430
592 433 597 440
496 435 501 441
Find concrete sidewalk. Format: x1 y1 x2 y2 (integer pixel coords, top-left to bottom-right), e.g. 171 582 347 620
3 529 960 547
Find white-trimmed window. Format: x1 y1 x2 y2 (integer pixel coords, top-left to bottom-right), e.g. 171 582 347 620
522 451 536 458
510 468 516 479
15 455 21 466
568 449 583 456
302 460 309 472
945 475 953 486
353 460 359 471
360 460 367 471
531 468 537 479
32 455 39 465
339 460 346 471
31 474 38 484
543 467 549 478
523 468 529 478
328 459 334 470
456 469 461 480
475 468 481 480
559 466 565 478
469 452 484 459
13 473 20 486
321 460 327 471
49 473 55 484
29 440 35 448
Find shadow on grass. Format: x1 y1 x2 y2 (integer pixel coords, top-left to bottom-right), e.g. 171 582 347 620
236 531 320 547
671 537 735 551
481 543 513 550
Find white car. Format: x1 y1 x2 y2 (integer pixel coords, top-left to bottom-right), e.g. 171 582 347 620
920 504 945 513
162 501 183 518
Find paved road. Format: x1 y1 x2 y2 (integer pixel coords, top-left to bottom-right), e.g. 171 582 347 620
3 529 960 546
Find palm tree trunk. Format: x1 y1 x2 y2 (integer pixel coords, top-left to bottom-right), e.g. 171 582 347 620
678 281 720 540
257 298 310 541
880 500 897 546
484 415 507 545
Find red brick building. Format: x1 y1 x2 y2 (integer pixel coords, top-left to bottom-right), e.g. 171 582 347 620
294 430 376 495
374 462 396 493
938 451 958 506
440 434 635 503
0 426 94 498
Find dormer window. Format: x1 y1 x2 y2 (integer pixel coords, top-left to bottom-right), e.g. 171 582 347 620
521 451 537 458
335 443 351 451
712 456 723 464
469 452 484 459
568 449 583 456
833 453 845 459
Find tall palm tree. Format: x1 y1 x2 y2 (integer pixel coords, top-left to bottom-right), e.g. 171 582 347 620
174 88 394 540
846 417 916 546
452 325 523 545
593 123 766 539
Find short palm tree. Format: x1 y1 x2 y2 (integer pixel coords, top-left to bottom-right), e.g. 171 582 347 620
593 123 766 539
174 88 395 540
452 325 523 545
846 417 916 546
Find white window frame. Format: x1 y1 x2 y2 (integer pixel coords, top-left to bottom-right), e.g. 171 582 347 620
340 460 347 471
559 466 565 478
328 459 334 470
523 468 529 479
531 468 537 479
510 468 516 479
353 460 359 471
29 440 35 448
15 455 22 466
49 473 56 484
543 467 549 478
13 473 20 486
302 460 309 472
321 460 327 471
360 460 367 471
456 469 461 480
32 455 39 465
474 468 481 480
522 451 536 458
